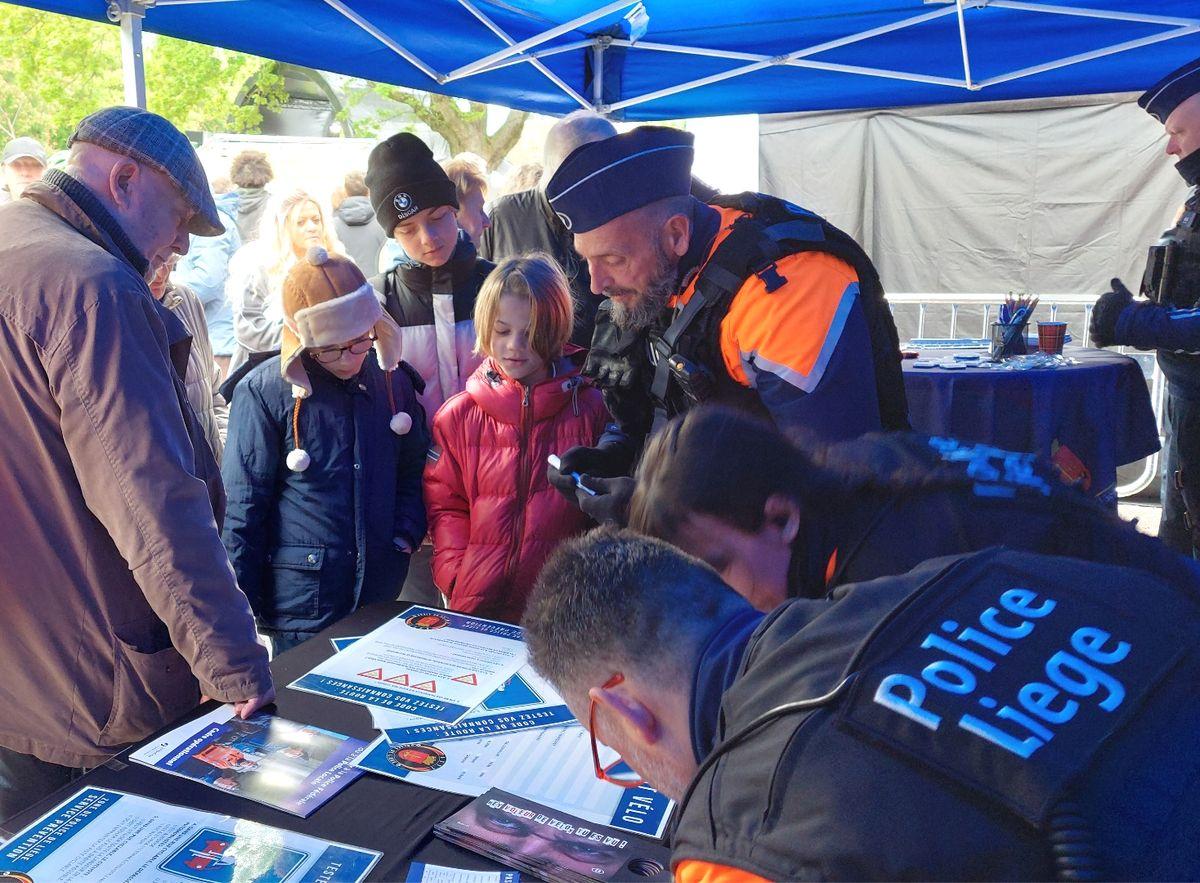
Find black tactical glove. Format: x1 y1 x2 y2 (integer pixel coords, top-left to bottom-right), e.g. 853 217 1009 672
547 443 636 500
1090 278 1134 348
582 302 642 391
574 475 635 526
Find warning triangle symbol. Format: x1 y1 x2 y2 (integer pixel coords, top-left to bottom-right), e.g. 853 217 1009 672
451 673 478 686
385 673 410 686
411 679 437 693
359 668 384 680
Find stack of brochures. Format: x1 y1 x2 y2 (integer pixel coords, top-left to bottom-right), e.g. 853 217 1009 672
435 789 672 883
129 706 368 817
296 606 676 840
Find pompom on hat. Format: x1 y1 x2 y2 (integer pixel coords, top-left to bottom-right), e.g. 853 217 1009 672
280 246 413 471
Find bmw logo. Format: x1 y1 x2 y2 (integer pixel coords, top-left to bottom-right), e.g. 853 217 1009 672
394 192 413 212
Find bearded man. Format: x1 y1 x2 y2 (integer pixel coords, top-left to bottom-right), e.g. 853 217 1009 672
544 126 907 523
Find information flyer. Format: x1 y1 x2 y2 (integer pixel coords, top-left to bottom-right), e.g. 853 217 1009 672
372 666 576 744
129 707 367 817
0 787 380 882
291 606 526 724
354 726 673 839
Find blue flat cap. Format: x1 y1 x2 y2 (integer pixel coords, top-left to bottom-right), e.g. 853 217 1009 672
69 106 223 237
545 126 694 234
1140 59 1200 124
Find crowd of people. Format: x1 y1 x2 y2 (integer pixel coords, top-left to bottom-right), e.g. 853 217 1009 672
5 54 1200 882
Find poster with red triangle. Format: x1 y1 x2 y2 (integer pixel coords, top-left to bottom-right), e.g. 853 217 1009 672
290 604 528 725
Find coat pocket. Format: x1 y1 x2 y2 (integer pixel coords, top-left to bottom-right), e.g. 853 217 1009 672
98 634 200 748
264 544 325 623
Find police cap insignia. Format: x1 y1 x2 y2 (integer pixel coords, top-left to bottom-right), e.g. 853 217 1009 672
544 126 695 234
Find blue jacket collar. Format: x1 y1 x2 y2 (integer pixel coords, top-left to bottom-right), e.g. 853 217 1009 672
689 606 765 763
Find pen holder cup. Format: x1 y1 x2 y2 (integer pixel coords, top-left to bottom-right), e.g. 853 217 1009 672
990 321 1028 360
1037 321 1068 355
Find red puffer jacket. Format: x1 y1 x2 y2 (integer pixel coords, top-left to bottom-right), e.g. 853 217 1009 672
424 353 609 622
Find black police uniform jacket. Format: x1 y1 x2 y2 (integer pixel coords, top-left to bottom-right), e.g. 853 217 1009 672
672 548 1200 881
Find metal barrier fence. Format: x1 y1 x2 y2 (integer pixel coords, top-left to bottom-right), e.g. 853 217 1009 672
885 292 1165 499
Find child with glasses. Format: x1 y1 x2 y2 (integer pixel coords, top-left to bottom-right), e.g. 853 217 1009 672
222 248 429 652
423 254 609 623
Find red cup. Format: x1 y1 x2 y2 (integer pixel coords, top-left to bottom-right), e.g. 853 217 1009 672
1037 321 1067 355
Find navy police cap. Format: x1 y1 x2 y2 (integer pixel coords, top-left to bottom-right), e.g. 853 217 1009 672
545 126 694 234
1140 58 1200 123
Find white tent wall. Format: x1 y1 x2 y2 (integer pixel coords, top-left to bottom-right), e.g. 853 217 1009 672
760 93 1187 340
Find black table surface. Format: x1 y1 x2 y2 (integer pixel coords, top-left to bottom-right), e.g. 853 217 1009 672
0 601 509 882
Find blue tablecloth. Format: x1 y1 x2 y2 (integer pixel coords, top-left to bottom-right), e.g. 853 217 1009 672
902 347 1159 501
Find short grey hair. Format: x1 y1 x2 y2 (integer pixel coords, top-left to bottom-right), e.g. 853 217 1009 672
543 110 618 184
522 528 748 700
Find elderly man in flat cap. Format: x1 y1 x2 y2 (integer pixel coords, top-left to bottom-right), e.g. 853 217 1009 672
1091 60 1200 558
544 126 908 523
0 107 273 823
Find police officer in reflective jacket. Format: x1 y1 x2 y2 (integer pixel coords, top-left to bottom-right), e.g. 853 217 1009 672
544 126 908 522
524 530 1200 882
1092 59 1200 557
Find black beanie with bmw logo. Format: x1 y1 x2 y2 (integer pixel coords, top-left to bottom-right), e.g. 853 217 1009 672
365 132 459 236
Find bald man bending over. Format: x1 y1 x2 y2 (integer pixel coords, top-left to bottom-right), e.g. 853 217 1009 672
0 107 273 825
479 110 618 346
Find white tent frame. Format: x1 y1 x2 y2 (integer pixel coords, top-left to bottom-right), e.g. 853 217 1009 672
106 0 1200 115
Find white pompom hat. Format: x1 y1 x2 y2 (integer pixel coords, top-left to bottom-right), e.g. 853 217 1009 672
280 246 413 472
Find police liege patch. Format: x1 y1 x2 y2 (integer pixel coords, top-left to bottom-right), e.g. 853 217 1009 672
838 549 1186 824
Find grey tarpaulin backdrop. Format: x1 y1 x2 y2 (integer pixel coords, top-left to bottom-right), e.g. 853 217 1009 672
760 93 1187 341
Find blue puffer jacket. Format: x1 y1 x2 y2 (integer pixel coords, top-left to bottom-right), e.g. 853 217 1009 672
221 353 429 639
176 190 240 356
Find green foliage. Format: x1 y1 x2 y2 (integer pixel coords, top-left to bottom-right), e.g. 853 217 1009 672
0 6 122 147
0 5 288 148
145 37 288 134
340 79 528 169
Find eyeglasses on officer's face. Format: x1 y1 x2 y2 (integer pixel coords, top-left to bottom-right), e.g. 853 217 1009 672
311 331 375 364
589 673 647 789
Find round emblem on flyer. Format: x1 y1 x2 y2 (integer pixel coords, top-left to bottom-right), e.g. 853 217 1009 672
388 744 447 773
406 612 450 630
0 873 36 883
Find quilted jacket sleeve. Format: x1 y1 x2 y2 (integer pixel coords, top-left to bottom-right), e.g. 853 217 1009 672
423 402 472 597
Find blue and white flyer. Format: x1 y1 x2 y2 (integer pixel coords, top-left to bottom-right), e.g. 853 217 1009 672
290 606 526 725
354 725 673 839
129 706 368 817
372 666 576 744
0 787 380 882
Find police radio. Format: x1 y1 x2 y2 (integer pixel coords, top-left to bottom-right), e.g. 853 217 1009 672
1141 189 1200 309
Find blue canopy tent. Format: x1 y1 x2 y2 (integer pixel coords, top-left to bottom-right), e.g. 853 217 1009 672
6 0 1200 118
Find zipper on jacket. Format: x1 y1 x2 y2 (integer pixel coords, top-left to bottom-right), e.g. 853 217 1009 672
503 383 534 582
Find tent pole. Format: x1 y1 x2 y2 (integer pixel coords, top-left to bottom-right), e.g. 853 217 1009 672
592 39 606 111
459 41 592 76
987 1 1199 27
321 0 443 83
108 0 147 108
455 0 591 108
955 0 977 90
978 25 1200 88
444 0 639 83
607 1 976 113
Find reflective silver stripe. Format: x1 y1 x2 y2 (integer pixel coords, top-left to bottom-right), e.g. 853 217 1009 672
548 144 691 204
1145 64 1200 112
